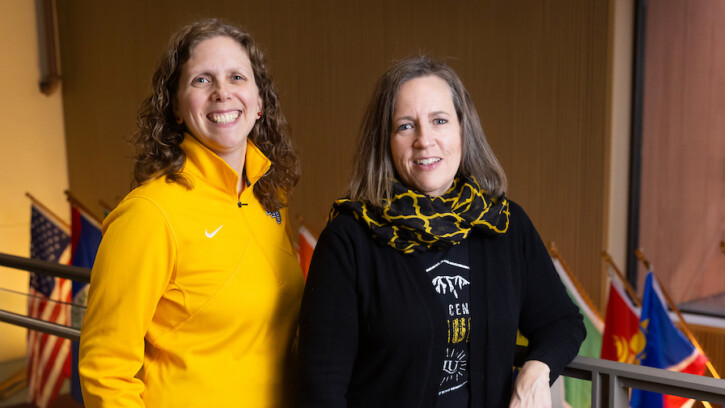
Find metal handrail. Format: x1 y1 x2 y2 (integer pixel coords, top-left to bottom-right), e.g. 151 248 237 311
0 252 90 283
0 251 89 341
0 310 80 342
515 344 725 407
565 355 725 407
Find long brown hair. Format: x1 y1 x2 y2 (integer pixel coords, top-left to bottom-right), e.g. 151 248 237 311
133 18 299 211
348 55 507 207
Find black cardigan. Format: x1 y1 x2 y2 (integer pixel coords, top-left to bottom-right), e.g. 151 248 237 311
298 201 585 407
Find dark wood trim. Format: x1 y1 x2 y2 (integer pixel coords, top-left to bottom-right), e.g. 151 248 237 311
626 0 647 290
39 0 61 95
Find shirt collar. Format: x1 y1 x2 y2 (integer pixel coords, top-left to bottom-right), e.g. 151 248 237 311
180 134 271 194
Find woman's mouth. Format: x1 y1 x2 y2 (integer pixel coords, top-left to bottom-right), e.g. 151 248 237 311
208 111 240 124
415 158 441 165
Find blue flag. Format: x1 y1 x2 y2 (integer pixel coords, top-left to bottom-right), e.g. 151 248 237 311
630 272 707 408
69 206 103 403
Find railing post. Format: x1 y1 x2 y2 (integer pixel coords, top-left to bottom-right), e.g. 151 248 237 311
608 372 629 408
591 370 603 408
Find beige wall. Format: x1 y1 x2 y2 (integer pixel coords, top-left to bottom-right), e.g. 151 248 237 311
0 1 69 361
606 0 634 285
56 0 616 311
639 0 725 303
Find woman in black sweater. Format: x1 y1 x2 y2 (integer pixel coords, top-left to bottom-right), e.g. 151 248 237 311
298 56 585 407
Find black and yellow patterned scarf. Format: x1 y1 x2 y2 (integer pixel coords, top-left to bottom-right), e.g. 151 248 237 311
331 176 510 254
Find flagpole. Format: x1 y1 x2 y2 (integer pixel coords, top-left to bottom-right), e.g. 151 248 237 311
602 251 642 307
25 192 70 230
548 242 604 321
64 190 103 225
635 249 720 380
294 214 321 237
98 199 114 215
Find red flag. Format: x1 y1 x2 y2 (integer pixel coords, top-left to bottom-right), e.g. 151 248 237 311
28 204 72 408
600 277 644 364
662 352 708 408
298 225 317 279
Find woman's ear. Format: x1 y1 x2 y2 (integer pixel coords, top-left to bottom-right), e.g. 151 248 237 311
256 95 263 120
172 101 183 124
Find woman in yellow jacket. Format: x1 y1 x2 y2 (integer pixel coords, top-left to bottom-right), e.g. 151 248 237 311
79 19 303 407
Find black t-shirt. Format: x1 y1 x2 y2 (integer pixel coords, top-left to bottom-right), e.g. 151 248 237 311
419 240 471 408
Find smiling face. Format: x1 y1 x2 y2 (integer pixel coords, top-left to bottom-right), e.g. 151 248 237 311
390 75 462 197
174 35 262 172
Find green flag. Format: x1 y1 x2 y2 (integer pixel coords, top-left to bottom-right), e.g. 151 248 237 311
552 257 604 408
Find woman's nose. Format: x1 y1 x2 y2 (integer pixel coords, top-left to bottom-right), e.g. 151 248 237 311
212 82 231 101
414 126 435 148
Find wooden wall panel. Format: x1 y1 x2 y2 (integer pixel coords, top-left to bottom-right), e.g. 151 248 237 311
57 0 611 307
689 324 725 384
639 0 725 304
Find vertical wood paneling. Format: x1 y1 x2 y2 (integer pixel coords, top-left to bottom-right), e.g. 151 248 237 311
57 0 611 308
689 324 725 385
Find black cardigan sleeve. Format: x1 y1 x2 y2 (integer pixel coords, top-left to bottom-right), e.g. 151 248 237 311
298 217 360 407
514 203 586 383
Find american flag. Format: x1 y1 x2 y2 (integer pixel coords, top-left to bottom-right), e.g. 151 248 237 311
28 204 71 408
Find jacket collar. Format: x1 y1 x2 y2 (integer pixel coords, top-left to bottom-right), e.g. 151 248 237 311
180 134 271 196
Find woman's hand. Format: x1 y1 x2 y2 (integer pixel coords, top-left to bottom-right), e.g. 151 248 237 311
509 360 552 408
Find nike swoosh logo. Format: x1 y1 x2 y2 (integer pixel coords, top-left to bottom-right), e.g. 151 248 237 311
205 225 223 238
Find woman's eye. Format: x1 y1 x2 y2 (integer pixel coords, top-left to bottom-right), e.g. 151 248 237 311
232 75 244 81
192 77 210 85
396 123 413 132
433 118 448 125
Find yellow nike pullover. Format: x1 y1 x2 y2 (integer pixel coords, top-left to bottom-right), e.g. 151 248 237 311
79 135 304 407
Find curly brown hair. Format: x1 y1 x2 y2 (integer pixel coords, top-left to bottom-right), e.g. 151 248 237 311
133 18 299 211
349 55 507 207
